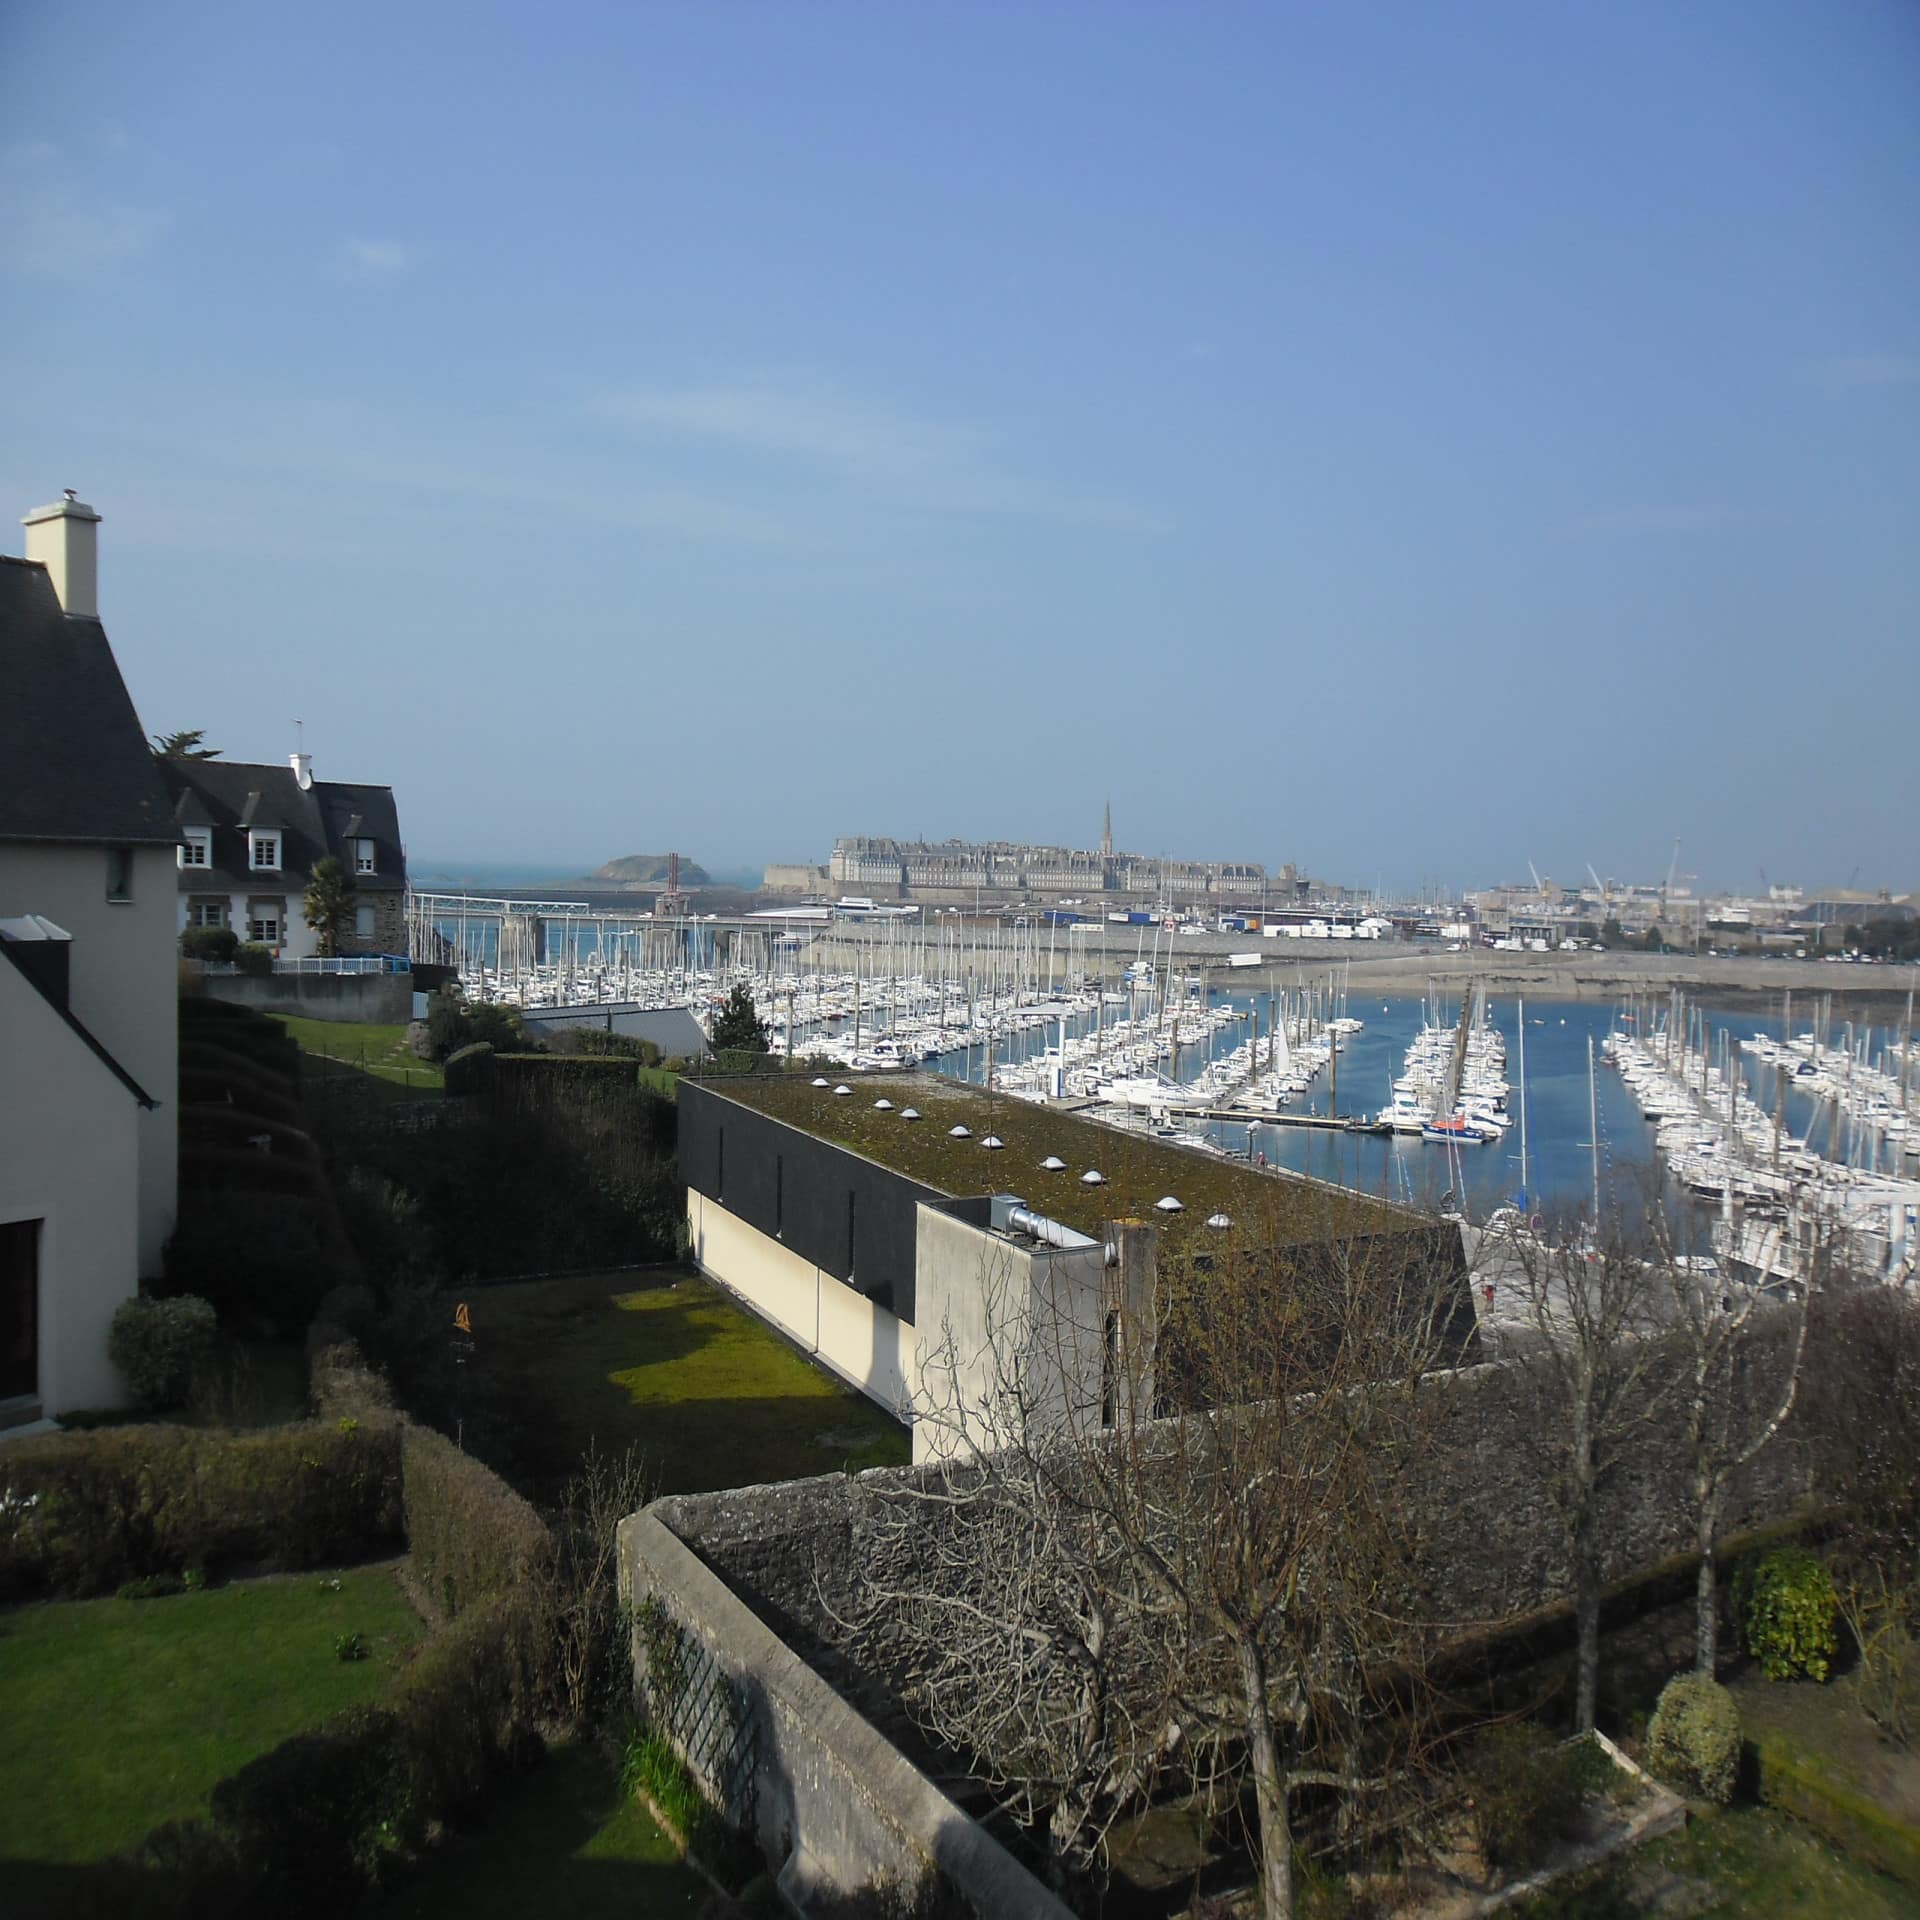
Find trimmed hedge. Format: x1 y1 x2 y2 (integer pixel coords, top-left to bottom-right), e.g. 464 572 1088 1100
99 1594 543 1918
0 1418 403 1601
401 1422 550 1619
77 1419 553 1918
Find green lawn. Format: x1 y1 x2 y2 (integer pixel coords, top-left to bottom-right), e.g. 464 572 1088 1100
476 1268 910 1494
0 1564 425 1866
1513 1801 1914 1919
361 1740 705 1919
273 1014 443 1092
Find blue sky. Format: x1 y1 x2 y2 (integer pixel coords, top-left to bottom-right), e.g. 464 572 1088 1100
3 2 1915 893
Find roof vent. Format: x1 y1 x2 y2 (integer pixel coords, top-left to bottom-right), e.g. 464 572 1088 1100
1040 1156 1067 1171
981 1135 1004 1150
1081 1169 1106 1185
833 1083 852 1096
1155 1195 1184 1213
949 1124 972 1138
812 1076 831 1087
899 1107 921 1121
1205 1212 1232 1229
874 1098 894 1110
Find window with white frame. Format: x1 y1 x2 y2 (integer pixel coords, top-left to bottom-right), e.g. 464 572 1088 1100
355 837 376 876
189 901 227 928
180 830 211 869
248 913 281 945
250 833 281 871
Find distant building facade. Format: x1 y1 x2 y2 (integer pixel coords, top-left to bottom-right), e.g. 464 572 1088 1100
829 822 1266 904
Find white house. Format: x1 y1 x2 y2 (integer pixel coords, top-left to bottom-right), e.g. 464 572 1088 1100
0 496 180 1422
159 753 408 961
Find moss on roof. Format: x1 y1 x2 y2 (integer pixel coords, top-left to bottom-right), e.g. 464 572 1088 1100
696 1072 1415 1251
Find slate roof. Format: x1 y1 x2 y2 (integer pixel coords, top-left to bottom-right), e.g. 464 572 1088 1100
0 556 178 846
159 759 406 895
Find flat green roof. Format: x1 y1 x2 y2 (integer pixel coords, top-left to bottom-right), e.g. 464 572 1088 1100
695 1072 1417 1250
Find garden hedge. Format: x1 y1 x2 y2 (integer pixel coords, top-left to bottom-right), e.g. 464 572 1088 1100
401 1421 550 1619
0 1418 403 1601
72 1420 555 1918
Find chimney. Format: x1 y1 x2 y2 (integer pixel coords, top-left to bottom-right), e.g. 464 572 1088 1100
22 491 101 619
291 752 314 790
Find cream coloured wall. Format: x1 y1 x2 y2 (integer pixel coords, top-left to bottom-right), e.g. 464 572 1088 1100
0 961 142 1413
687 1192 915 1421
0 842 178 1273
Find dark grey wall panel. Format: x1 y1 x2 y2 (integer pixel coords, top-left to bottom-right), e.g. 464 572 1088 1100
681 1081 945 1322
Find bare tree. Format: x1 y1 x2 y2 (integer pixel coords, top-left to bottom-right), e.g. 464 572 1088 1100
1649 1203 1823 1672
1479 1206 1669 1733
851 1198 1468 1920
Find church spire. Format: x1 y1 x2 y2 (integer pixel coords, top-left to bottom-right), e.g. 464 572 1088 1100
1101 798 1113 859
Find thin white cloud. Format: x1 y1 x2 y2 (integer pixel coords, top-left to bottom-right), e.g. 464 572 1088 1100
596 375 1165 532
1821 352 1918 390
0 143 166 280
339 238 409 277
602 379 983 470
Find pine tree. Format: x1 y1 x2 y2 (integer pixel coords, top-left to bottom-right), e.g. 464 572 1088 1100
709 982 770 1052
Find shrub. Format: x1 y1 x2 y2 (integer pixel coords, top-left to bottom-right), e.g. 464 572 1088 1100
163 1192 340 1336
209 1701 403 1895
310 1342 396 1423
1738 1546 1840 1681
234 942 274 977
108 1295 219 1412
401 1423 549 1620
552 1027 663 1066
1646 1671 1741 1803
0 1419 403 1601
181 924 239 963
1461 1722 1610 1872
1859 1621 1919 1750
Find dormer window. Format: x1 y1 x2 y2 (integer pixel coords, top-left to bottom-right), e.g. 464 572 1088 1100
250 833 281 872
355 838 376 876
180 829 211 869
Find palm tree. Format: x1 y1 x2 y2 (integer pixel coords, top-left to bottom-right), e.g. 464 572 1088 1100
303 856 357 958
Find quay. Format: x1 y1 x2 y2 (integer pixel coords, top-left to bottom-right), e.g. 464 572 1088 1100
1163 1107 1390 1135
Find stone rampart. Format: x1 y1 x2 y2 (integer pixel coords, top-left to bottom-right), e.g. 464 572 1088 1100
620 1506 1072 1917
624 1315 1816 1901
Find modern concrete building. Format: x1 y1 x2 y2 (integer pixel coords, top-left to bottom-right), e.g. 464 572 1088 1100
158 753 408 960
679 1073 1467 1461
1 495 181 1419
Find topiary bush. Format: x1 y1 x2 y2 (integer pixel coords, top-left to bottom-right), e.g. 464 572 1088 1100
1646 1670 1741 1803
181 924 239 964
1738 1546 1840 1682
108 1295 219 1412
1461 1722 1611 1872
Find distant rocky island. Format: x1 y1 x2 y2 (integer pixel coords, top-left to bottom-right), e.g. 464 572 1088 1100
590 852 711 890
